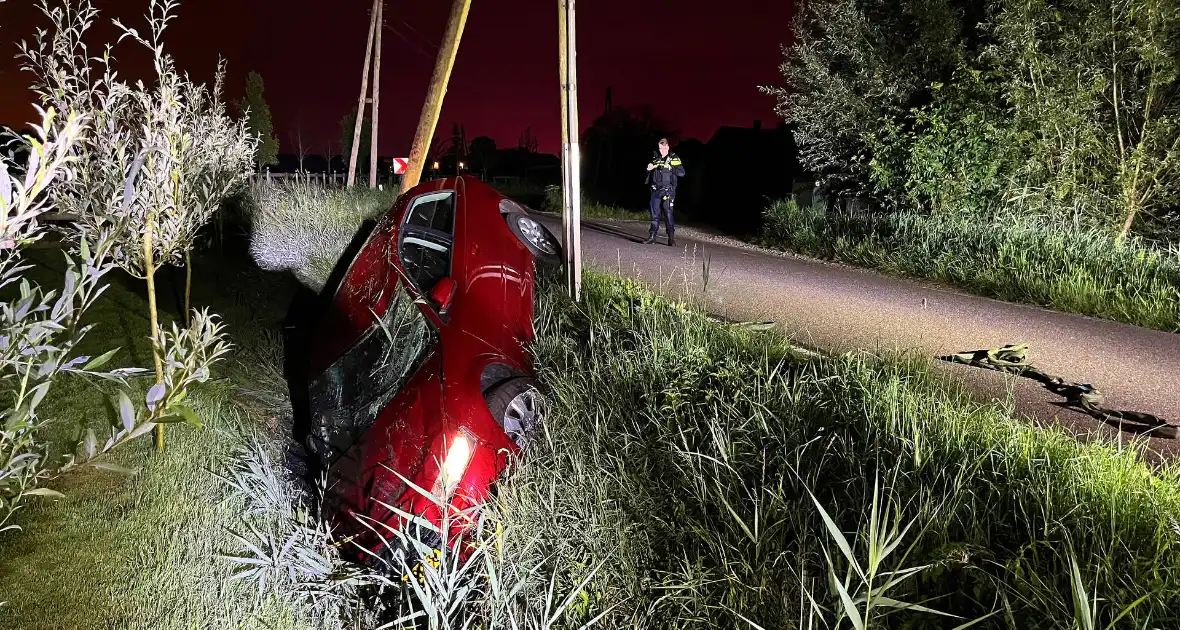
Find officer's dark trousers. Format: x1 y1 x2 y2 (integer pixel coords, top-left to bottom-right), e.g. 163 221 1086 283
649 188 676 234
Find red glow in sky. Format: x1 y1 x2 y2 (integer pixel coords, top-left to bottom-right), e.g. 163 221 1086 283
0 0 794 156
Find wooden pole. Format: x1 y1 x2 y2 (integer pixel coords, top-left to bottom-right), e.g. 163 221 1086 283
402 0 473 193
369 0 383 189
559 0 582 301
348 0 380 187
558 0 569 254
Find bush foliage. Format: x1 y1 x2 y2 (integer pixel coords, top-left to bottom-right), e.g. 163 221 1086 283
763 0 1180 238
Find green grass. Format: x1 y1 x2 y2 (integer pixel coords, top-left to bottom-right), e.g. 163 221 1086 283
9 180 1180 628
478 269 1180 628
760 199 1180 333
0 246 330 630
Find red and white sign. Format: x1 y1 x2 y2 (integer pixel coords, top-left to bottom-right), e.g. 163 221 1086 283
392 157 409 175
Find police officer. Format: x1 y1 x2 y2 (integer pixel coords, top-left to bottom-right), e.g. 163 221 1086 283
644 138 685 246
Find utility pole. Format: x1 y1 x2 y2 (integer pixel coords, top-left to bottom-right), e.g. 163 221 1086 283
369 0 383 188
348 0 380 187
558 0 582 301
402 0 473 193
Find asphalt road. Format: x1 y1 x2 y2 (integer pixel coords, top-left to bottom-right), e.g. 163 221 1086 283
536 215 1180 461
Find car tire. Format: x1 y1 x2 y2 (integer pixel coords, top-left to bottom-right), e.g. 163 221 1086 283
485 377 543 447
504 212 562 266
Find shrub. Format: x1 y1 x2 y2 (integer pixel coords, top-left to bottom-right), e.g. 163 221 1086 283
760 0 970 201
0 108 110 536
989 0 1180 236
21 0 254 452
903 68 1021 217
764 0 1180 238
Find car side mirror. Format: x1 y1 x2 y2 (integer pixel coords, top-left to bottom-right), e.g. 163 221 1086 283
430 277 457 313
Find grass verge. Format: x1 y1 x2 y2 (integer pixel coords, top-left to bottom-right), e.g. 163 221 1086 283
242 181 395 292
0 247 350 630
760 199 1180 333
481 269 1180 628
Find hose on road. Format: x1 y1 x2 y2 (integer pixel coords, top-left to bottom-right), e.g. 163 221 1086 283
941 343 1177 439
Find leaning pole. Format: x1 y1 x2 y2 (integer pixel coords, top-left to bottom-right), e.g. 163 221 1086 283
402 0 473 193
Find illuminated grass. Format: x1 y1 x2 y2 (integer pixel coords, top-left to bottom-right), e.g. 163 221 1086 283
245 181 394 292
480 270 1180 628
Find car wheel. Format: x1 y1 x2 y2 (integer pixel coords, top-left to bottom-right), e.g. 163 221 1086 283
504 212 562 266
485 377 543 447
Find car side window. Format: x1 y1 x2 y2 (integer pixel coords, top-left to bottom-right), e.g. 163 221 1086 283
405 191 455 234
308 284 435 467
400 191 455 295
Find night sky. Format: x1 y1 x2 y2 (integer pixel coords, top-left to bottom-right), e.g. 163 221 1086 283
0 0 794 156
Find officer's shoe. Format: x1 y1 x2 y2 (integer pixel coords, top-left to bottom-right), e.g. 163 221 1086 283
643 230 657 244
667 231 675 247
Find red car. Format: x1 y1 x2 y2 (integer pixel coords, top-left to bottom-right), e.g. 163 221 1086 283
305 175 562 563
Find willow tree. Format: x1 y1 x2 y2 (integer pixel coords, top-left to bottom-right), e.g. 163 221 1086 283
21 0 255 451
760 0 969 203
990 0 1180 236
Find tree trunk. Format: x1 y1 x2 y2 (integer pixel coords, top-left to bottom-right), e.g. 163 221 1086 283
1119 205 1137 240
144 216 165 453
1118 152 1146 242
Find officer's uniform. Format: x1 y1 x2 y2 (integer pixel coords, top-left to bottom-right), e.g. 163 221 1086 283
645 151 685 244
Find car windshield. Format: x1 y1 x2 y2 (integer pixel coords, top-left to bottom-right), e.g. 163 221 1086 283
308 284 434 469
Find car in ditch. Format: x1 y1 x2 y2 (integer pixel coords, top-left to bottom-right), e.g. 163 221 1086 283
304 175 562 564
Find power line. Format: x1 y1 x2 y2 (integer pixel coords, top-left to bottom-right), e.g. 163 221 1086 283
391 13 438 50
383 22 434 59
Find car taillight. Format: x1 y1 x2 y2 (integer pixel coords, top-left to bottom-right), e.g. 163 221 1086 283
432 428 476 501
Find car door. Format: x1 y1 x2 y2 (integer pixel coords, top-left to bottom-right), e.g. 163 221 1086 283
309 280 438 519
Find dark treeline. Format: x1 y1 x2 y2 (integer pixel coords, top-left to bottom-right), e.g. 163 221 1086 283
761 0 1180 241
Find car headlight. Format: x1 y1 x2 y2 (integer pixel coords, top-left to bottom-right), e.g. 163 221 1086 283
432 428 475 501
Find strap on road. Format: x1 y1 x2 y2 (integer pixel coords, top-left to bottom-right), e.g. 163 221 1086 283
941 343 1177 439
